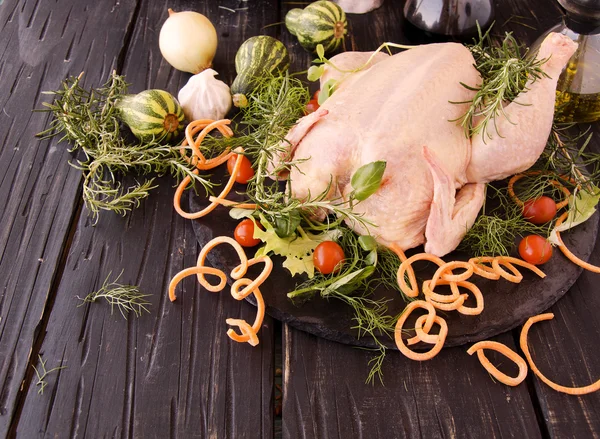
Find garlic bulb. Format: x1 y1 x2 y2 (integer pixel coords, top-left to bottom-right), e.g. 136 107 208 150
178 69 232 121
159 9 217 74
333 0 384 14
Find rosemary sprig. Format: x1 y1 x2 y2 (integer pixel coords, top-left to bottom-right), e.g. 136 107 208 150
78 271 150 319
452 25 548 140
32 355 67 395
38 72 215 222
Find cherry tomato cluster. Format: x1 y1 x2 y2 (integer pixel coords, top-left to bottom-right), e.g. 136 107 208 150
518 195 558 265
305 90 320 115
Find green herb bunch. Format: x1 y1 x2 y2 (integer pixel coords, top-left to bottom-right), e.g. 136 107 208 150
37 72 214 222
453 26 548 140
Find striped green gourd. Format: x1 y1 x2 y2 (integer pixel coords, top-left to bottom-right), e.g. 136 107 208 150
231 36 290 108
285 1 347 54
117 89 185 143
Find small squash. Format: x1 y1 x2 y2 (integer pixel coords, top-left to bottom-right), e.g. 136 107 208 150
116 90 185 143
285 1 348 54
230 36 290 108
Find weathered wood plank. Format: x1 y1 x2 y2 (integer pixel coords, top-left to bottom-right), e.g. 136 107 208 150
282 327 542 439
13 0 279 437
522 127 600 438
0 0 139 436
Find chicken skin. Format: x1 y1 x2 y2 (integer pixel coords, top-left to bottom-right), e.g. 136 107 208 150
274 33 577 256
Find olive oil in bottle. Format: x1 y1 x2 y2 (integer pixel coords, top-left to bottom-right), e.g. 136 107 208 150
533 0 600 123
555 90 600 123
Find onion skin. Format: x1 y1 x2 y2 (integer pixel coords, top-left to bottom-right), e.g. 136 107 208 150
159 9 218 74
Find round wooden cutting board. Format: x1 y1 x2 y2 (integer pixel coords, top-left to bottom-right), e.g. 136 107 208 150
189 185 598 349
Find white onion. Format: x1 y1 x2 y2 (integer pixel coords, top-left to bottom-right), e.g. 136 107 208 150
159 9 218 74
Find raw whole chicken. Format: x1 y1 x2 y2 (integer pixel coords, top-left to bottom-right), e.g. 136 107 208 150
274 33 577 257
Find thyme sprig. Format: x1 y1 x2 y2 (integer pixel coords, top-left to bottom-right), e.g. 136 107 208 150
453 26 548 140
77 271 151 319
38 72 214 222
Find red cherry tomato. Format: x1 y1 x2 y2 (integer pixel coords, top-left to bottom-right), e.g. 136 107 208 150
312 90 320 102
305 99 319 115
518 235 553 265
234 219 261 247
227 154 255 184
313 241 345 274
522 196 557 225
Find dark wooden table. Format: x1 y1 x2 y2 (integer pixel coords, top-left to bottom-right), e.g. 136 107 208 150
1 0 599 437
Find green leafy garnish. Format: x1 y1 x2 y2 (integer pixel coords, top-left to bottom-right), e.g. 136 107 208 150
253 214 341 278
350 161 387 201
460 185 546 256
452 25 548 140
37 72 214 222
549 187 600 245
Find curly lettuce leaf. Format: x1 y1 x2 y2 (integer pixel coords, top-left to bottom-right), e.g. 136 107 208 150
252 215 341 278
548 186 600 245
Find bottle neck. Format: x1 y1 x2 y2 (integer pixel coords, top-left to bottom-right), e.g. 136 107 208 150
565 13 600 34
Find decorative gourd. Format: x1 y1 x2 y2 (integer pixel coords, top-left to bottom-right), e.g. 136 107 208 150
231 36 290 108
285 1 348 54
117 90 185 143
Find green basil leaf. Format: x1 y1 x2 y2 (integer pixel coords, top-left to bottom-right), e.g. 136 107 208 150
307 65 325 82
274 210 302 238
358 235 378 252
351 161 387 201
365 250 378 266
322 266 376 296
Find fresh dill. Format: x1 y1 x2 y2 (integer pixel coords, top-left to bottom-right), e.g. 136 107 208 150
452 25 548 140
287 227 402 384
37 72 214 222
460 185 547 256
32 355 67 395
77 271 150 319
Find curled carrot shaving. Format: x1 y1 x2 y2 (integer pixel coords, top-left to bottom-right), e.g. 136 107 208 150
208 196 258 210
469 257 501 280
422 279 462 304
395 300 447 360
493 256 546 280
520 313 600 394
429 260 474 290
181 119 233 168
508 171 572 210
397 253 445 298
168 236 270 347
554 211 600 273
467 341 528 386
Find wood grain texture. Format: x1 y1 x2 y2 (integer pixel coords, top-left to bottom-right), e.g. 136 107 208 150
282 326 542 439
0 0 139 436
12 0 279 437
521 126 600 439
